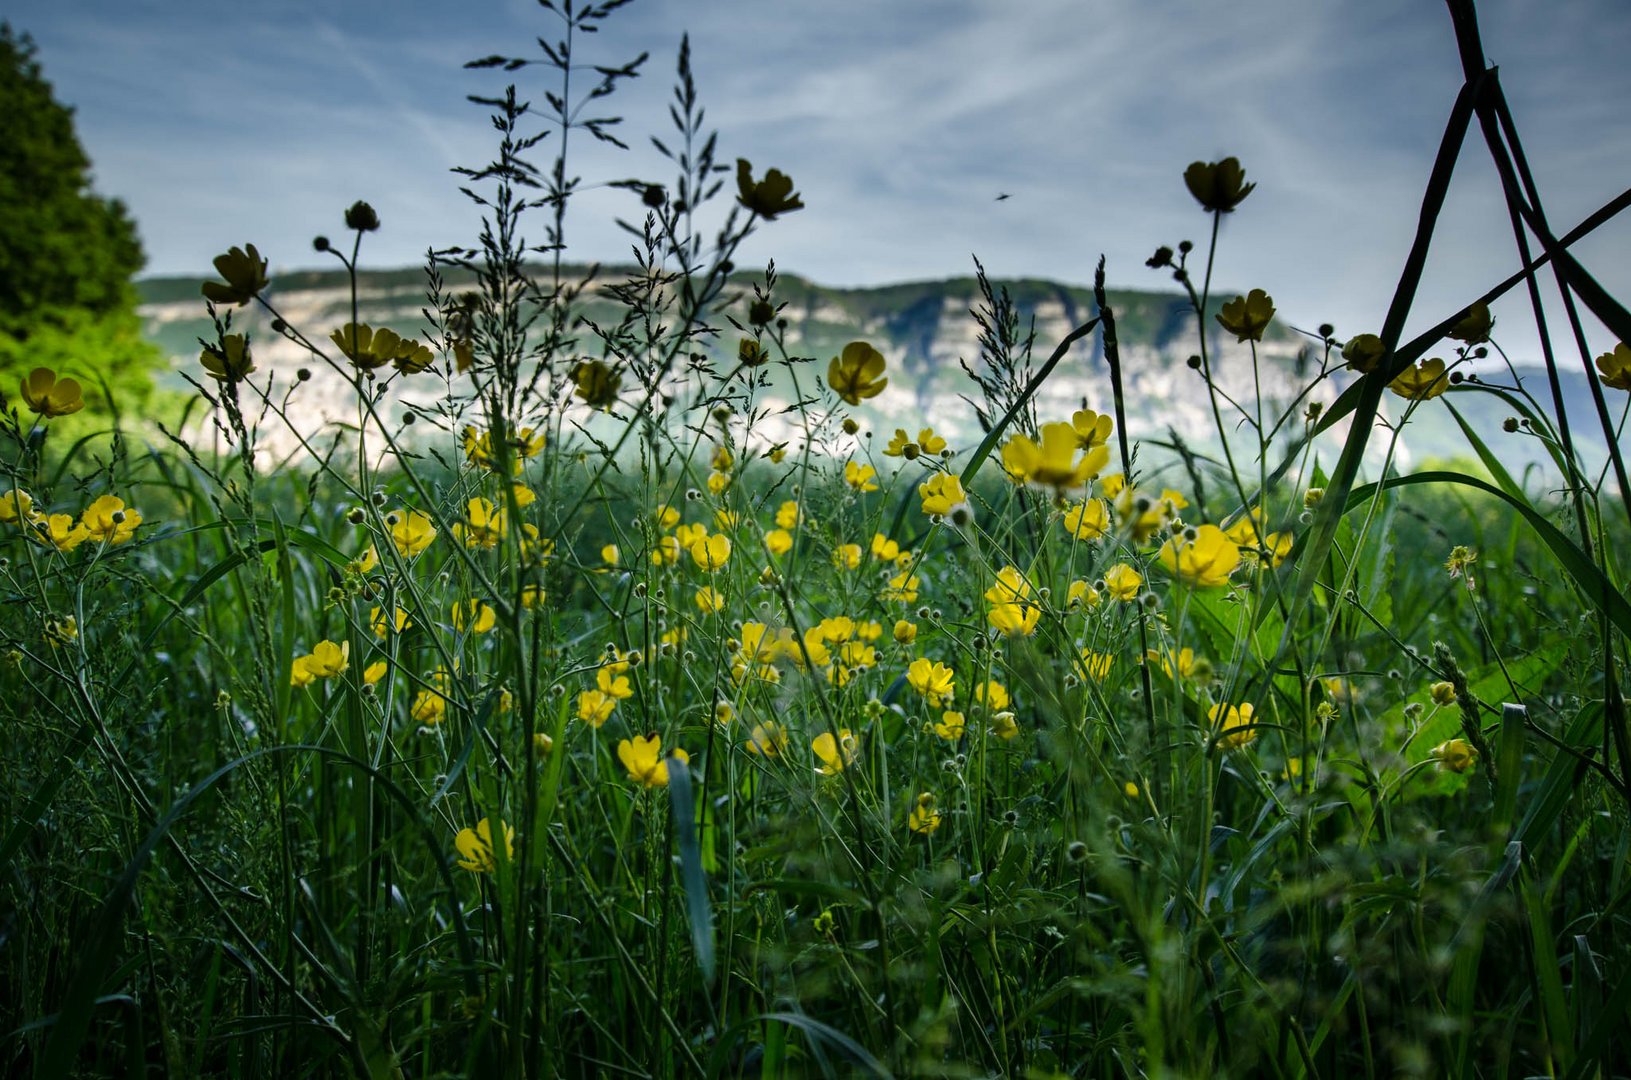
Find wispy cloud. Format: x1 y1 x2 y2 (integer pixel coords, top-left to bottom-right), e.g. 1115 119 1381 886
11 0 1630 357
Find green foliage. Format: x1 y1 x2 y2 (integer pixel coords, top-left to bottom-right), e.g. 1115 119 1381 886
0 22 161 426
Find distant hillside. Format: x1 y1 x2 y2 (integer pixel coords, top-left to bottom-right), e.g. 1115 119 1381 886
137 265 1611 473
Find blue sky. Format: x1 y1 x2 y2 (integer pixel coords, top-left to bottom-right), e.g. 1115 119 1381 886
12 0 1631 357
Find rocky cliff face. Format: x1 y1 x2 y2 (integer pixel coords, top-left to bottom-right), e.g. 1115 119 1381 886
138 266 1600 471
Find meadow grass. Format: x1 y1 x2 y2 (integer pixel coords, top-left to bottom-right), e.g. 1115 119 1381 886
4 1 1631 1076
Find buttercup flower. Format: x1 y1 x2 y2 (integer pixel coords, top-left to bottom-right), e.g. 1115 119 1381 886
1448 302 1492 345
33 513 88 552
370 606 410 638
1210 702 1258 750
908 658 956 708
1342 333 1387 373
1066 580 1101 610
1184 157 1256 213
20 368 84 417
765 529 793 555
80 495 141 544
918 473 967 518
832 543 862 571
1062 499 1109 541
844 460 879 492
988 603 1040 637
1431 738 1478 773
1103 563 1143 601
882 571 919 604
735 159 804 219
1595 343 1631 390
1070 409 1114 450
908 792 942 835
571 359 622 410
738 338 768 366
1158 524 1242 588
577 689 616 727
828 342 889 405
1430 681 1458 706
746 721 789 758
1390 358 1450 401
695 586 725 614
200 334 255 382
330 323 430 373
811 729 859 776
454 817 515 874
0 489 39 527
201 243 268 306
893 619 918 644
1216 290 1275 343
690 533 732 571
1147 647 1199 679
451 600 496 635
974 680 1010 711
387 509 438 558
1076 651 1113 681
1000 422 1110 493
618 733 689 788
933 711 965 741
453 498 506 549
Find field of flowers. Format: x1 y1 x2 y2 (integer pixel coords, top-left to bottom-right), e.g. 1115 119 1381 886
4 1 1631 1077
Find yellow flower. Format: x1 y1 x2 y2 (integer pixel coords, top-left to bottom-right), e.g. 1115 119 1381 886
411 673 449 725
1123 781 1140 800
1070 409 1113 450
453 498 506 549
290 654 315 688
33 513 89 552
933 711 965 741
745 721 789 758
571 359 621 410
363 660 388 686
577 689 616 727
988 602 1040 637
907 658 956 708
1342 333 1387 373
520 585 547 610
453 817 515 874
858 620 883 642
990 711 1019 740
832 543 862 571
707 470 732 495
1594 343 1631 391
866 533 899 562
1000 422 1109 493
1430 681 1457 706
893 619 918 645
1430 738 1478 773
651 535 681 566
1066 580 1101 610
1390 357 1450 401
0 488 39 527
1146 647 1199 679
1158 524 1242 588
844 460 879 492
735 159 804 219
811 729 858 776
738 337 768 366
200 243 268 306
689 533 732 571
918 473 967 518
918 427 947 454
330 323 428 372
827 342 889 405
1448 302 1492 345
1445 544 1478 581
764 528 793 556
44 616 78 648
80 495 141 544
200 334 255 382
601 543 621 568
1210 702 1258 750
774 500 801 529
370 606 411 638
984 566 1035 606
974 680 1010 712
618 733 688 787
387 509 437 558
20 368 84 417
1250 531 1293 569
1076 650 1113 681
1183 157 1255 213
1103 563 1143 601
596 668 633 702
1216 289 1275 343
695 586 725 614
882 571 919 604
451 600 496 634
656 505 681 530
908 792 942 835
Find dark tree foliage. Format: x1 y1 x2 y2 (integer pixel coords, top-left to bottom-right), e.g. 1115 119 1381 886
0 22 160 419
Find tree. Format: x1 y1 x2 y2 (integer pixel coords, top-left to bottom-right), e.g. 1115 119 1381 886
0 22 161 424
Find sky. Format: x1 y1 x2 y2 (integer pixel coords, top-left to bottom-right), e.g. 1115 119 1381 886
11 0 1631 360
